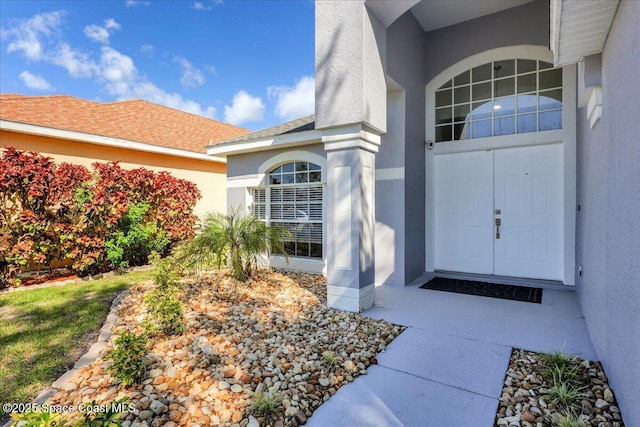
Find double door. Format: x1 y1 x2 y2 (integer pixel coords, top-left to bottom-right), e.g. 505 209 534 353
434 143 563 280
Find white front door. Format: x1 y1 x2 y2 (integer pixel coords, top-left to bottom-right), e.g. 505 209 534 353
434 143 564 280
434 150 494 274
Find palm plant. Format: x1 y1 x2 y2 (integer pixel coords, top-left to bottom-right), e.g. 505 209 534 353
181 206 290 281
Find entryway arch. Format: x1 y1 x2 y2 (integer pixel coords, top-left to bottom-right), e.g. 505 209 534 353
424 45 576 285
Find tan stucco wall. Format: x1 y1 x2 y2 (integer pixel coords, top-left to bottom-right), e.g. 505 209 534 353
1 130 227 219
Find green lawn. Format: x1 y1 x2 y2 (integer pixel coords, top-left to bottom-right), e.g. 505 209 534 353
0 269 153 417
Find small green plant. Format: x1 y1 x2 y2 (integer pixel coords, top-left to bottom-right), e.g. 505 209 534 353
10 409 68 426
551 409 590 427
143 290 184 336
322 351 338 368
249 391 283 417
105 331 148 387
365 323 377 336
77 397 131 426
150 252 180 289
543 363 580 384
543 349 575 369
546 381 586 409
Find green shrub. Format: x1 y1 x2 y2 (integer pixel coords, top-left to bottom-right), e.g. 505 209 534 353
10 409 68 426
150 252 180 289
105 332 147 387
77 397 130 426
180 207 290 281
105 203 169 269
143 290 184 336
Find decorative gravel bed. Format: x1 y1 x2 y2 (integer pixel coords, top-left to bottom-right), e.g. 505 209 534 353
48 270 404 427
496 349 626 427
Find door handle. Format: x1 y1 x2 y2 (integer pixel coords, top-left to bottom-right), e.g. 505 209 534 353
495 218 501 239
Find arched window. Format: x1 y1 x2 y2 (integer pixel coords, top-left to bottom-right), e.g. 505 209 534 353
251 161 323 258
434 59 562 142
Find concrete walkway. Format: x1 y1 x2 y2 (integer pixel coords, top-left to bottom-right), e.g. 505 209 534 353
308 282 596 427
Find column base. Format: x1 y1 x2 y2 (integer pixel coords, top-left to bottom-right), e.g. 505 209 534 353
327 283 375 312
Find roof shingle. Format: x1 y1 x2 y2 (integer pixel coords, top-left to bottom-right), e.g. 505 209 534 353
0 94 250 154
211 114 316 148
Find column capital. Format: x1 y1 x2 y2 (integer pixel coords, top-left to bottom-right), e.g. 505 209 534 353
322 123 381 153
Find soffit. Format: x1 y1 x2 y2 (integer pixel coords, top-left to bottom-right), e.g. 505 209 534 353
366 0 532 31
550 0 620 66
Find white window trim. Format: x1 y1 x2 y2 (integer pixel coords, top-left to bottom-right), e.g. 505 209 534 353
245 152 328 274
424 45 577 286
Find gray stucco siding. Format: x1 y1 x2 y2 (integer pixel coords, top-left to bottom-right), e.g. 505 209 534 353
387 11 427 284
226 144 326 179
422 0 549 84
225 144 326 213
575 1 640 424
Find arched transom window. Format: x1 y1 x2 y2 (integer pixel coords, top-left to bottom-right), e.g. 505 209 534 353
435 59 562 142
251 161 323 258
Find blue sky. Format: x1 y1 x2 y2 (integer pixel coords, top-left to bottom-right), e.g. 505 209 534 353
0 0 315 130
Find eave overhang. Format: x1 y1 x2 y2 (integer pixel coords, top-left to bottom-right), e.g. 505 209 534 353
551 0 620 66
1 120 227 164
206 129 323 158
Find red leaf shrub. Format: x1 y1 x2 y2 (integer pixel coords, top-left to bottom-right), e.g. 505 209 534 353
1 147 201 287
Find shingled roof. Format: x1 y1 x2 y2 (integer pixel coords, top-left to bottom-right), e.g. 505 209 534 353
211 114 316 149
0 94 250 154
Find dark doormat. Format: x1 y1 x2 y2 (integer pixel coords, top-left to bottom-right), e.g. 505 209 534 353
420 277 543 304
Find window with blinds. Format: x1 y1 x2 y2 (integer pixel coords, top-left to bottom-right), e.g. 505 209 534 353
251 188 266 219
250 161 323 259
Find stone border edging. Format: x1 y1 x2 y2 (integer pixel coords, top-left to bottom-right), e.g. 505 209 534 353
2 290 129 427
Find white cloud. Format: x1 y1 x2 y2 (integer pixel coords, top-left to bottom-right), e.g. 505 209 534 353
100 46 136 82
140 44 154 56
84 19 120 44
2 11 64 61
125 0 150 7
84 25 110 44
267 76 315 121
96 48 216 118
174 56 205 89
224 91 265 125
104 19 121 30
19 71 54 91
3 11 217 119
51 43 97 78
192 2 211 11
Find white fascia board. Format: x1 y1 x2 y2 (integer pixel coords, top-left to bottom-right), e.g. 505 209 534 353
0 120 226 164
206 129 322 157
550 0 562 63
551 0 620 66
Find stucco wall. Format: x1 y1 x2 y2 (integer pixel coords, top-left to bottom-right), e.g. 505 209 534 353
226 145 326 179
386 11 427 284
575 1 640 424
375 90 406 286
315 0 387 132
2 131 227 219
422 0 549 83
225 144 326 212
